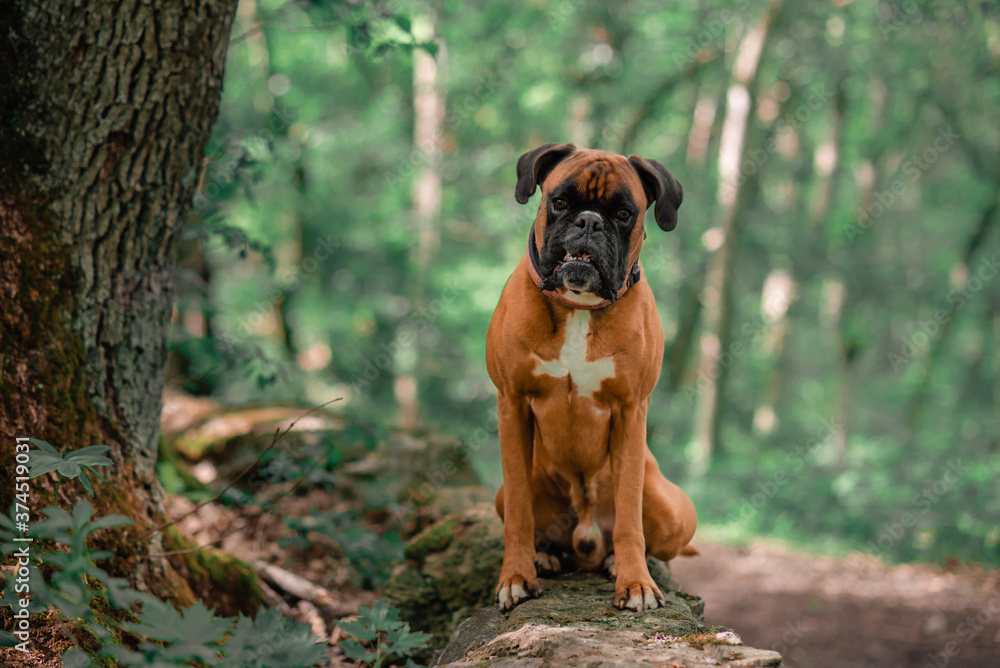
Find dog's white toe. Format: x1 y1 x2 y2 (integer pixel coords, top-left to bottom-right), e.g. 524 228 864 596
604 554 615 579
536 552 561 575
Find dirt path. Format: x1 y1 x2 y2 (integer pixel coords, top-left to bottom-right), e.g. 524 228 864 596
669 541 1000 668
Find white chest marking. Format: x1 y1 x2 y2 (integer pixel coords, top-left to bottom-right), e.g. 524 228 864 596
533 310 615 397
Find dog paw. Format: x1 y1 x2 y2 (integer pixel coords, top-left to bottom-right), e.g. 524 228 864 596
535 552 562 576
614 578 664 611
603 554 615 580
496 575 540 611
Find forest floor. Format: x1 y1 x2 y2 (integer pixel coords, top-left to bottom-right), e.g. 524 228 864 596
670 540 1000 668
157 396 1000 667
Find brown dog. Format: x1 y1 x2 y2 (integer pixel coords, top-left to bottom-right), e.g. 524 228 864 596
487 143 697 611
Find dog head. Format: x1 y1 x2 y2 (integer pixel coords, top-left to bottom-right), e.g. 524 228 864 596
515 143 683 304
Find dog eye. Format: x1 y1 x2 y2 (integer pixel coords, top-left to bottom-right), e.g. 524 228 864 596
551 198 568 210
617 209 631 221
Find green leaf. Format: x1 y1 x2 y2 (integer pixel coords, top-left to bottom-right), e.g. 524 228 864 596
26 443 112 491
417 41 439 58
103 645 144 665
0 629 16 647
56 460 82 479
393 15 412 33
382 624 431 656
89 514 133 531
125 600 230 648
367 599 402 627
77 469 94 496
218 608 327 668
72 500 94 529
61 647 92 668
337 618 379 641
65 445 112 465
102 576 160 610
339 639 380 663
26 437 59 454
27 453 66 478
41 506 73 526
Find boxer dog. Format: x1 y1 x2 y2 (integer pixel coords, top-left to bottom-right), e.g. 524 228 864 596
488 143 697 612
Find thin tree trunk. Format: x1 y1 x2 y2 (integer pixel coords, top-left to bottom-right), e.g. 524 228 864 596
685 84 720 168
760 77 845 439
666 271 707 390
829 76 889 446
690 0 783 475
908 190 1000 434
397 18 445 428
0 0 238 601
994 314 1000 420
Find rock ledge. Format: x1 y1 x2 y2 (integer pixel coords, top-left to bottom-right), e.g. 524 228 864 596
385 504 783 667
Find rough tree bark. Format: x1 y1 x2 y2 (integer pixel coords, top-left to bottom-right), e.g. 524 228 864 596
0 0 238 600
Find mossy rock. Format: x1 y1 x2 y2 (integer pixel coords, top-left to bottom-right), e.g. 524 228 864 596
162 526 264 617
404 516 461 561
384 504 504 645
385 505 783 667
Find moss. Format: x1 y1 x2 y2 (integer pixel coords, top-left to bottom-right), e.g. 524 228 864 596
156 435 210 492
171 431 231 460
162 526 264 618
68 618 117 668
404 516 460 562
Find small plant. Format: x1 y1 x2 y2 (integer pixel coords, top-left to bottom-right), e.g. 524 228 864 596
25 438 112 496
282 510 404 588
1 440 329 667
337 599 431 668
105 602 327 668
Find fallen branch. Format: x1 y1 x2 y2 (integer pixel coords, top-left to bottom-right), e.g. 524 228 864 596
252 560 361 619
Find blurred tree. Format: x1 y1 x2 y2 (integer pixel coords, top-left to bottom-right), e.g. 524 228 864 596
165 0 1000 566
691 0 783 474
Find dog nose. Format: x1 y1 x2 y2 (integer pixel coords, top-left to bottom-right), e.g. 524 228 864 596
574 211 604 234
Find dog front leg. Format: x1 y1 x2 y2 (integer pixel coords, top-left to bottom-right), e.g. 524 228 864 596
495 392 539 610
609 403 664 611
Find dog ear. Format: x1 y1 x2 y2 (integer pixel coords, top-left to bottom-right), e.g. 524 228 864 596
627 155 683 231
515 143 576 204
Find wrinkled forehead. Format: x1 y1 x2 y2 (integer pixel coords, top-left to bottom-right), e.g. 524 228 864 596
542 150 646 207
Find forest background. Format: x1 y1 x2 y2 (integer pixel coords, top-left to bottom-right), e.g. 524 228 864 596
168 0 1000 569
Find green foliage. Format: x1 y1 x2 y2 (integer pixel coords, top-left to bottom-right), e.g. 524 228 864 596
215 607 328 668
118 602 233 664
0 496 153 623
107 603 327 668
169 0 999 567
256 438 345 487
1 443 329 668
337 599 431 668
25 438 112 496
282 510 403 588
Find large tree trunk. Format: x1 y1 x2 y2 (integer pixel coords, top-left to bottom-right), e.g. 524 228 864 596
0 0 238 599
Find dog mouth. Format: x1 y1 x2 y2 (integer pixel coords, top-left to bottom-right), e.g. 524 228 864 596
554 252 594 271
543 250 603 295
